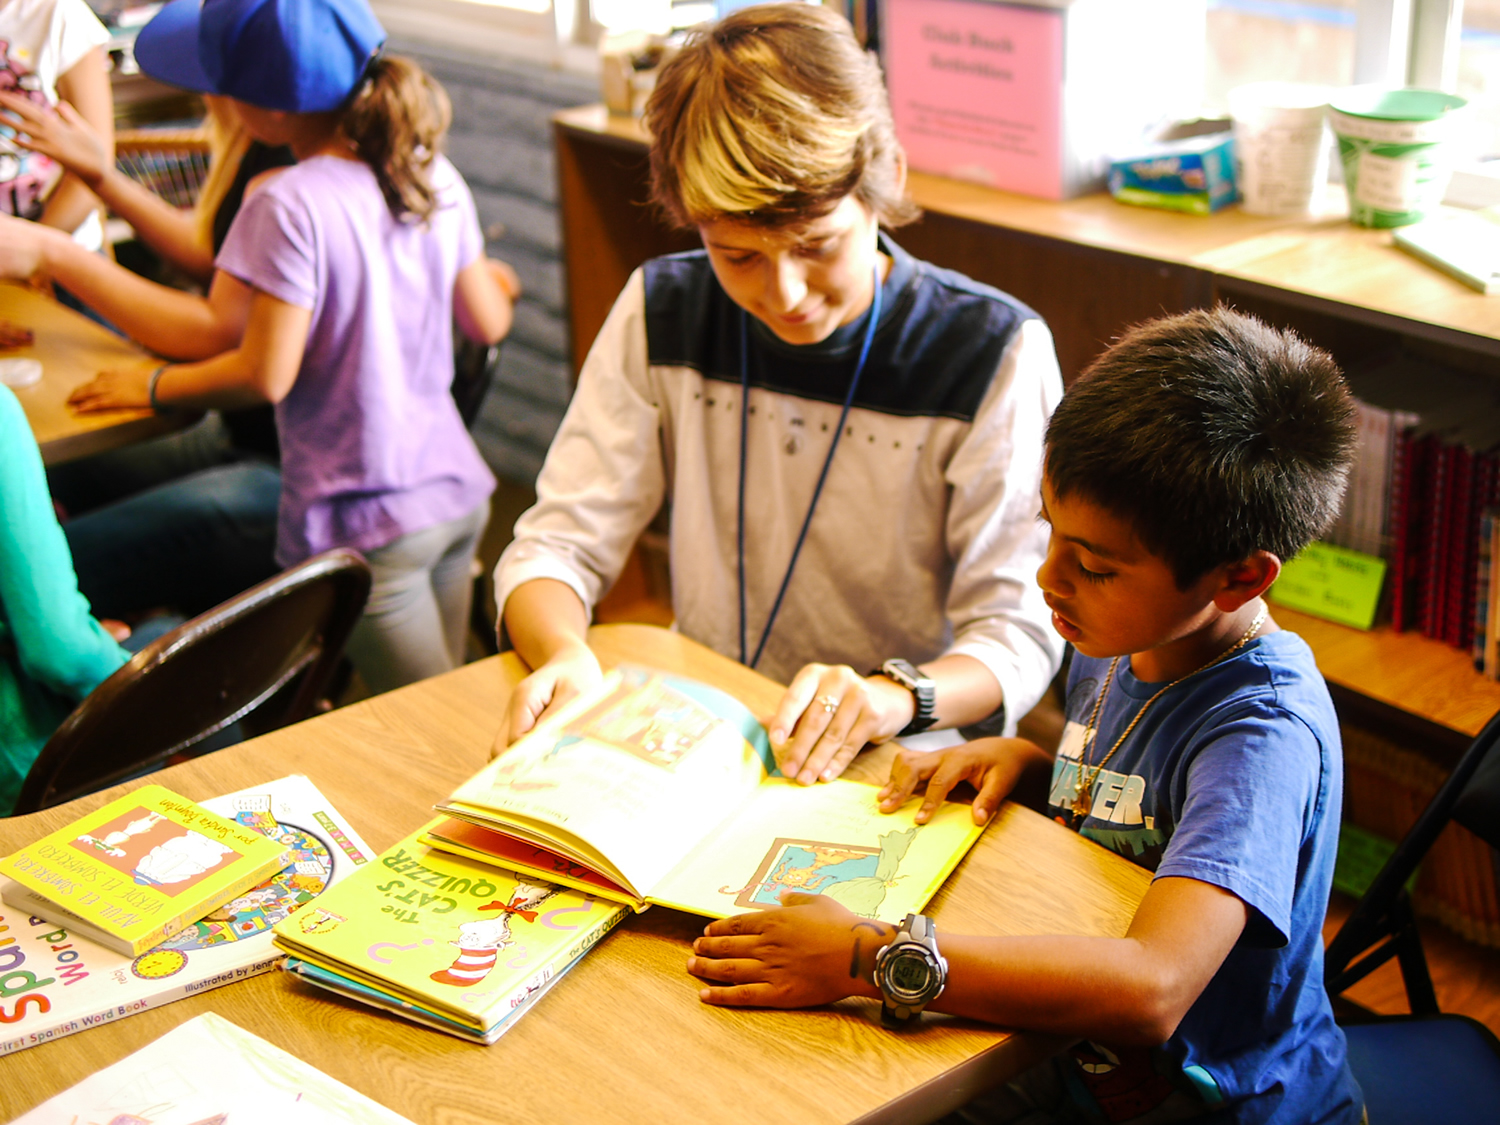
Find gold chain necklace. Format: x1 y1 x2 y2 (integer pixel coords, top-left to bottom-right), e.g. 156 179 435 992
1070 604 1269 820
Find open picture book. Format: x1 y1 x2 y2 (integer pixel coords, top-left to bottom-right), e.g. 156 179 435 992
428 666 984 921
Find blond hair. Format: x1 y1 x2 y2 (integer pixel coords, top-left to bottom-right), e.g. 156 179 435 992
644 3 916 229
193 96 252 251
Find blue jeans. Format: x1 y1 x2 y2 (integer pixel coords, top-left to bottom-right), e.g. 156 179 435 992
344 502 489 696
64 461 282 620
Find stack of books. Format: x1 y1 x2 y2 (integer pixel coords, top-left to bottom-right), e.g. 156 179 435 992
1 784 297 957
0 776 372 1055
1325 356 1500 673
272 825 629 1044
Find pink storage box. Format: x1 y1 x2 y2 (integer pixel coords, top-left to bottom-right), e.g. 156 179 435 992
884 0 1206 200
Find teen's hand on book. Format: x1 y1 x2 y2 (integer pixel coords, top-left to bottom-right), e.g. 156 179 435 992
499 642 603 749
879 738 1045 826
769 663 913 785
0 93 109 189
689 892 890 1009
68 365 154 413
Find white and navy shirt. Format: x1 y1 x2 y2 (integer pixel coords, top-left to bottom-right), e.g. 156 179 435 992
495 236 1064 730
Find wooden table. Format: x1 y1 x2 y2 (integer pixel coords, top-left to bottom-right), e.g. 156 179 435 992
1 281 191 466
0 624 1150 1125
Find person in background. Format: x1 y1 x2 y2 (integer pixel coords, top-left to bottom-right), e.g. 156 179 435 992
0 0 516 695
0 384 127 816
0 0 113 253
494 4 1063 779
0 88 296 500
690 308 1364 1125
0 8 300 627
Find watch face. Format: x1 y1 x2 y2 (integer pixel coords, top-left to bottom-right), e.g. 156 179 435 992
884 947 941 1003
889 953 934 992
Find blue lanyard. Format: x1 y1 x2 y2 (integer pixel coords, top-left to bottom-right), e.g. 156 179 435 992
737 264 884 669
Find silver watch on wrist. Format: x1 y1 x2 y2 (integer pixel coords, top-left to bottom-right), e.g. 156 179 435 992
878 658 937 736
873 913 948 1024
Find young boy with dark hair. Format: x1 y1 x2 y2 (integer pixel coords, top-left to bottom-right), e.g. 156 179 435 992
689 307 1365 1124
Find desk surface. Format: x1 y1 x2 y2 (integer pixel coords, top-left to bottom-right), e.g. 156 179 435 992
555 105 1500 353
0 624 1150 1125
0 281 189 466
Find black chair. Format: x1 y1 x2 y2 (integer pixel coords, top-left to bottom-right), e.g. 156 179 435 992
15 548 370 814
1324 706 1500 1122
453 331 503 657
453 332 501 430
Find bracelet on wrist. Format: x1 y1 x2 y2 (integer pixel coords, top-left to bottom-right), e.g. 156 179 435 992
147 364 170 412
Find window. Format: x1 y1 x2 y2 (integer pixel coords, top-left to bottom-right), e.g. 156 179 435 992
1459 0 1500 159
1205 0 1358 110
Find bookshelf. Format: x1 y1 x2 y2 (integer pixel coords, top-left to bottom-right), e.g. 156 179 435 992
553 105 1500 743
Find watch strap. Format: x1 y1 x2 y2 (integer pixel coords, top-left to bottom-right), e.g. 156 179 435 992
878 659 937 736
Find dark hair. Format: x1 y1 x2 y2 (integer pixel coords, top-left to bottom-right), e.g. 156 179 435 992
342 54 451 222
1045 307 1357 588
644 2 917 229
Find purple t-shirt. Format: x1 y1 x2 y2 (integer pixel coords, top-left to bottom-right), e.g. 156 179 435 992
217 153 495 565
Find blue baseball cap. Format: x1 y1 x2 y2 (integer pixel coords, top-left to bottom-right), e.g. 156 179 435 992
133 0 386 113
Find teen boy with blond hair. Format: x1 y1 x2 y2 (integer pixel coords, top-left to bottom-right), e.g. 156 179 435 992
690 308 1365 1125
495 4 1064 779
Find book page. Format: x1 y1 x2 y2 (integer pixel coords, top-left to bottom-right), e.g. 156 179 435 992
444 668 772 897
649 779 984 922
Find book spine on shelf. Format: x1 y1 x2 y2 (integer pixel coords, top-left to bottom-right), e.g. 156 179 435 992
1446 444 1476 649
1417 436 1450 639
1389 425 1422 631
1475 509 1494 671
1487 510 1500 680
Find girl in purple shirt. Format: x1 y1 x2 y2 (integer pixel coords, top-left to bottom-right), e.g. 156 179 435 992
0 0 517 694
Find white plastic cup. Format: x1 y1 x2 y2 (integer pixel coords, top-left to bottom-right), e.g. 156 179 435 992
0 358 42 388
1228 82 1331 217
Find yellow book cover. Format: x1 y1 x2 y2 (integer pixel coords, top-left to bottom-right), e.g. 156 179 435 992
433 666 984 922
272 823 628 1033
0 784 293 956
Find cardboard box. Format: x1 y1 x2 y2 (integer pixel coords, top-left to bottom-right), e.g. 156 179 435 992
883 0 1206 200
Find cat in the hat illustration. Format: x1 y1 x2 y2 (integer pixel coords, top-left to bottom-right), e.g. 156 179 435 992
430 883 559 987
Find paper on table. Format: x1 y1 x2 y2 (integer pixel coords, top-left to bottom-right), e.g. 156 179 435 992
10 1010 415 1124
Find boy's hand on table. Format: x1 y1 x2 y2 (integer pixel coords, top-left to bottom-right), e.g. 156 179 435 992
769 663 913 785
880 738 1042 826
689 893 892 1009
68 365 154 413
496 641 603 753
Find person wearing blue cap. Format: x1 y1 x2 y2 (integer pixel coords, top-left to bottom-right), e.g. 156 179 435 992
0 0 519 695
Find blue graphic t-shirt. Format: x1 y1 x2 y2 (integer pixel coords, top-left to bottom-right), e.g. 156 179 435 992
1047 631 1363 1125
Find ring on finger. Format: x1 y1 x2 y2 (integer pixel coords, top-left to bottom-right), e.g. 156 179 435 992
817 694 839 714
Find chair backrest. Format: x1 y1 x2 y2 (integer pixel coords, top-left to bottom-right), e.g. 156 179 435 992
452 333 501 429
14 549 370 814
1325 704 1500 1012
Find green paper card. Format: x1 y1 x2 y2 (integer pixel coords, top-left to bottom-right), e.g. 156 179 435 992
1269 542 1387 630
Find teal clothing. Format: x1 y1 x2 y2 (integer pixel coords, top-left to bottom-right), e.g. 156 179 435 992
0 386 127 814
